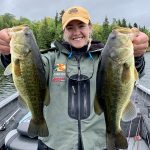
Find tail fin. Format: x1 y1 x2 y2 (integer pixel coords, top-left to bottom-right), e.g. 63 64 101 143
107 133 116 150
107 131 128 150
115 131 128 149
28 118 49 138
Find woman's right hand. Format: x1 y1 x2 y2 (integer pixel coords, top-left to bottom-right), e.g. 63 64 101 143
0 28 11 55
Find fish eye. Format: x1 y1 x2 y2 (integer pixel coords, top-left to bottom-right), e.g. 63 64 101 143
111 35 116 40
25 33 29 36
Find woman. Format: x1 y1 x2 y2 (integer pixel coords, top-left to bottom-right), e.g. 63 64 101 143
0 6 149 150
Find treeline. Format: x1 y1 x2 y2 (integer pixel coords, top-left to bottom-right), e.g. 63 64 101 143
0 13 150 49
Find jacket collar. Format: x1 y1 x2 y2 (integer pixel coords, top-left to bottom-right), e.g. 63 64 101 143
53 40 104 55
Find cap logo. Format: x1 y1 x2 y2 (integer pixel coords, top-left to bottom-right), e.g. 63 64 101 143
68 8 78 14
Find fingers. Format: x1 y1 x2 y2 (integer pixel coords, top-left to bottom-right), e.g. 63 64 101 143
0 39 10 55
133 42 149 51
133 32 149 45
134 49 146 57
0 45 10 55
0 28 11 55
133 31 149 57
0 28 11 43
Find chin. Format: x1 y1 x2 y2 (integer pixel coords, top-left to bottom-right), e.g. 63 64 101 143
74 45 84 48
72 42 87 49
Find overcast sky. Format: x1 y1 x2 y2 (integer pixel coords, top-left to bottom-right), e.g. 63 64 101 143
1 0 150 29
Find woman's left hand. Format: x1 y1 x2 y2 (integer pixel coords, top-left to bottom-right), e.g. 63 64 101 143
133 31 149 57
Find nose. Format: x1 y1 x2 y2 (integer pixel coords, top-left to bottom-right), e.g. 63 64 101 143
72 26 80 35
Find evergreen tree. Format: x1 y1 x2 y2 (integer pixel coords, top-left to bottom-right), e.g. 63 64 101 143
102 16 111 43
133 23 138 28
117 19 122 27
37 17 52 49
121 18 127 27
128 23 132 28
112 18 118 27
59 10 65 22
54 12 62 40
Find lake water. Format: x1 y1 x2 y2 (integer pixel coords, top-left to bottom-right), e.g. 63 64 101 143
0 52 150 101
0 68 16 101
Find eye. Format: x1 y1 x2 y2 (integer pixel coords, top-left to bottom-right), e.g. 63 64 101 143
79 24 86 28
66 26 73 30
79 24 85 27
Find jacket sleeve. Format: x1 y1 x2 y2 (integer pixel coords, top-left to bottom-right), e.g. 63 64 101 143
42 51 56 84
0 54 11 68
135 55 145 78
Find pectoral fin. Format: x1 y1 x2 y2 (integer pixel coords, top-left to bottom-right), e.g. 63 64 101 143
4 63 12 76
44 87 50 106
122 100 137 122
134 68 139 81
94 96 103 115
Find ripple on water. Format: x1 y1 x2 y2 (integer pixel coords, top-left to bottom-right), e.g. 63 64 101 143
0 69 16 101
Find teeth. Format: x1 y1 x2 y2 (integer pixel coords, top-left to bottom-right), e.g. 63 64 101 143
73 37 82 41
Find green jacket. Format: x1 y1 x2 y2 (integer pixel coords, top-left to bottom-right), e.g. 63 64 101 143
39 41 106 150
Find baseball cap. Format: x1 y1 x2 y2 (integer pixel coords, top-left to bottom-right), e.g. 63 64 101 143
62 6 90 30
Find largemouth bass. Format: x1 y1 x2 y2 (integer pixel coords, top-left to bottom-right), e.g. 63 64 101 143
95 27 139 149
5 25 49 138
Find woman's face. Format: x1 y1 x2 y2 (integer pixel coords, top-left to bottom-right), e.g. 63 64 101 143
63 20 92 48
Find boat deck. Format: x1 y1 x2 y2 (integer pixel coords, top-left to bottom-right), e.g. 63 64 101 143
119 138 149 150
120 83 150 150
0 92 28 149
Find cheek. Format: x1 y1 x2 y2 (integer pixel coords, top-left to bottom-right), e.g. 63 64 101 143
83 28 91 37
63 32 70 41
83 31 90 41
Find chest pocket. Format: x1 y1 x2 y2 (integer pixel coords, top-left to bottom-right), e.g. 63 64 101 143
68 74 90 120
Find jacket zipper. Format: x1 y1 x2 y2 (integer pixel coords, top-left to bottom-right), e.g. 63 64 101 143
77 56 84 150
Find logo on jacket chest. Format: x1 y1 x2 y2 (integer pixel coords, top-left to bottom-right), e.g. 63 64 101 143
54 63 66 72
52 64 66 82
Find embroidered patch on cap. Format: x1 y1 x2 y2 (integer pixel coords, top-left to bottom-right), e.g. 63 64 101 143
68 8 78 14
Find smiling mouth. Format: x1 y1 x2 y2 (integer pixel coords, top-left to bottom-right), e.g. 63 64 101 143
73 37 83 41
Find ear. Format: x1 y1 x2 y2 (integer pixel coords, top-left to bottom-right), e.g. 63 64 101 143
89 24 93 33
